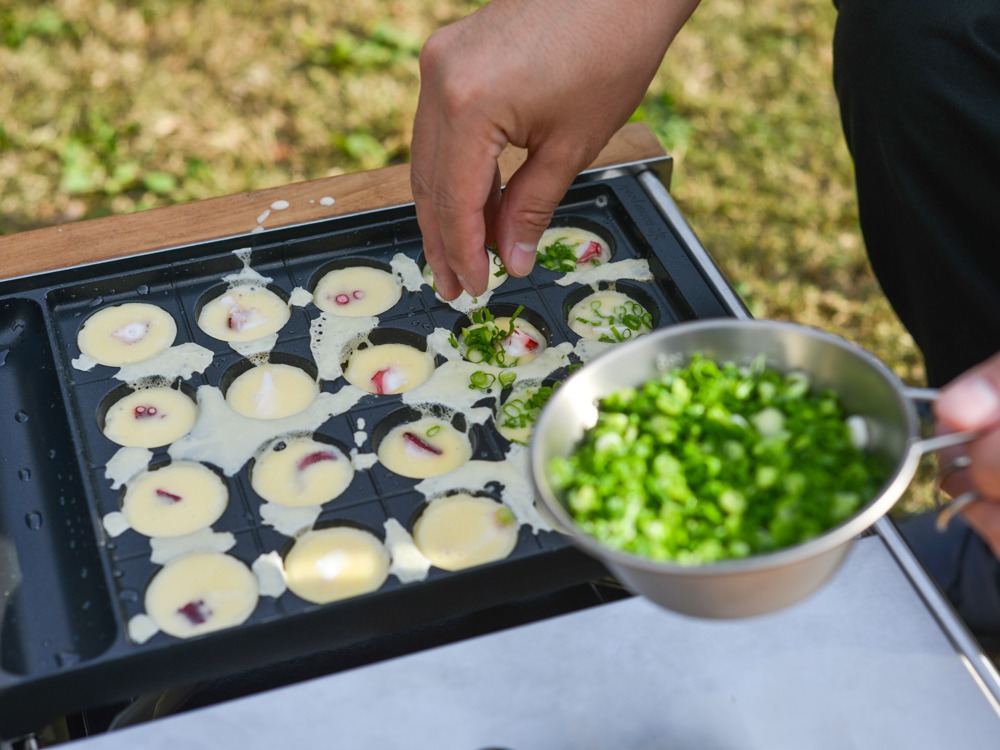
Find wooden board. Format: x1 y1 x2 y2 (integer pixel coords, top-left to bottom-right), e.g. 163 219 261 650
0 123 665 281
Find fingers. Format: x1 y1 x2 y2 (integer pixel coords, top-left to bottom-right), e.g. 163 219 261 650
935 351 1000 497
495 143 598 277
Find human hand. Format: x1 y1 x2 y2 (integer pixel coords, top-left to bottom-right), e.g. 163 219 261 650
411 0 699 299
934 351 1000 556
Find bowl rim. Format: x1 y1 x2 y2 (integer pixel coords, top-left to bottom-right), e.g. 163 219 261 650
529 318 923 576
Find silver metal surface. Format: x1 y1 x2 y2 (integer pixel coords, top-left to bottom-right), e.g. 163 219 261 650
70 537 1000 750
531 318 930 618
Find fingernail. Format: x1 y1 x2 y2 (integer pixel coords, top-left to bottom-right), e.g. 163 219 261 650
456 274 479 298
938 376 1000 428
508 242 537 277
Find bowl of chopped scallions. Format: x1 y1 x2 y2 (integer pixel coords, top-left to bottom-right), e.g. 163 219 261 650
531 318 947 618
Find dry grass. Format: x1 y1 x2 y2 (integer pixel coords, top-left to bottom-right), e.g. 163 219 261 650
0 0 933 510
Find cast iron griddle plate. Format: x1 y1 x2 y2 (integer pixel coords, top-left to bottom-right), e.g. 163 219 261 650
0 167 735 736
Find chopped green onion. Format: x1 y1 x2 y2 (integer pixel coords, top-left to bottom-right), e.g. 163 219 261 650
550 354 885 565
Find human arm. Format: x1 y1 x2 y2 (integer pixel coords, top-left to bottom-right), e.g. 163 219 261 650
410 0 701 299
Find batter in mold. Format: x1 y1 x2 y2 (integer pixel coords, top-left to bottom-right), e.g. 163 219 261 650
225 362 319 420
77 302 177 367
343 342 436 395
102 386 198 448
313 266 402 317
457 311 547 367
284 526 390 604
197 285 290 342
495 380 557 446
122 460 228 538
144 551 259 639
536 226 612 272
376 415 472 479
567 290 654 342
251 436 353 507
413 493 519 571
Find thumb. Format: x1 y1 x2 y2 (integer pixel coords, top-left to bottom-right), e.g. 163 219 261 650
935 352 1000 431
494 145 595 277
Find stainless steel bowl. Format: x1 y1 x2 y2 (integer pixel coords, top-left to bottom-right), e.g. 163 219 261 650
531 318 956 619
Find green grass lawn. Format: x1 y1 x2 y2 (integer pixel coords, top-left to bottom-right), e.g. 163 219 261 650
0 0 933 509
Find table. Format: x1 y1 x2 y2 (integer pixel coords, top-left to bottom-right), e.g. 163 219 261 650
2 123 998 747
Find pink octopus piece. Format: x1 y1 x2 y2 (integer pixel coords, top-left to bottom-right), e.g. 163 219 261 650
177 599 211 625
227 307 256 332
133 405 159 419
155 488 183 503
575 240 603 265
502 328 540 358
111 321 150 345
334 289 366 306
370 367 406 395
297 450 338 471
403 431 444 456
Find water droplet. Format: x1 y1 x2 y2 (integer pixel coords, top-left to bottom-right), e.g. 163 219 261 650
136 285 150 295
81 600 91 611
17 468 30 481
87 297 104 308
48 449 57 459
14 410 28 423
24 512 43 530
119 589 139 603
79 567 89 579
0 350 8 366
55 651 81 668
112 568 124 579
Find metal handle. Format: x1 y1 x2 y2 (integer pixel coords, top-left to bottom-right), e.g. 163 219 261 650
903 386 983 530
903 386 982 455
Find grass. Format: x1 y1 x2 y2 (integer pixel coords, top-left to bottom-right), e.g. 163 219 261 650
0 0 933 511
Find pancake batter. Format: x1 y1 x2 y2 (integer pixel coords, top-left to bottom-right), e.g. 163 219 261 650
77 302 177 367
376 415 472 479
413 493 519 571
102 386 199 448
313 266 402 317
197 285 290 342
284 526 390 604
343 342 436 394
122 461 229 538
225 362 319 420
567 290 654 342
537 226 612 272
144 552 259 638
251 436 354 507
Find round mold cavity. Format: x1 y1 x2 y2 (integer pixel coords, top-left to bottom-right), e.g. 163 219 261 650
247 433 355 508
494 376 563 446
194 282 291 342
143 551 259 639
281 523 391 605
536 216 617 273
371 405 475 479
451 303 552 368
309 257 402 316
97 380 198 448
219 353 320 421
118 458 231 537
562 281 660 342
410 491 519 572
76 302 179 367
341 326 437 395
